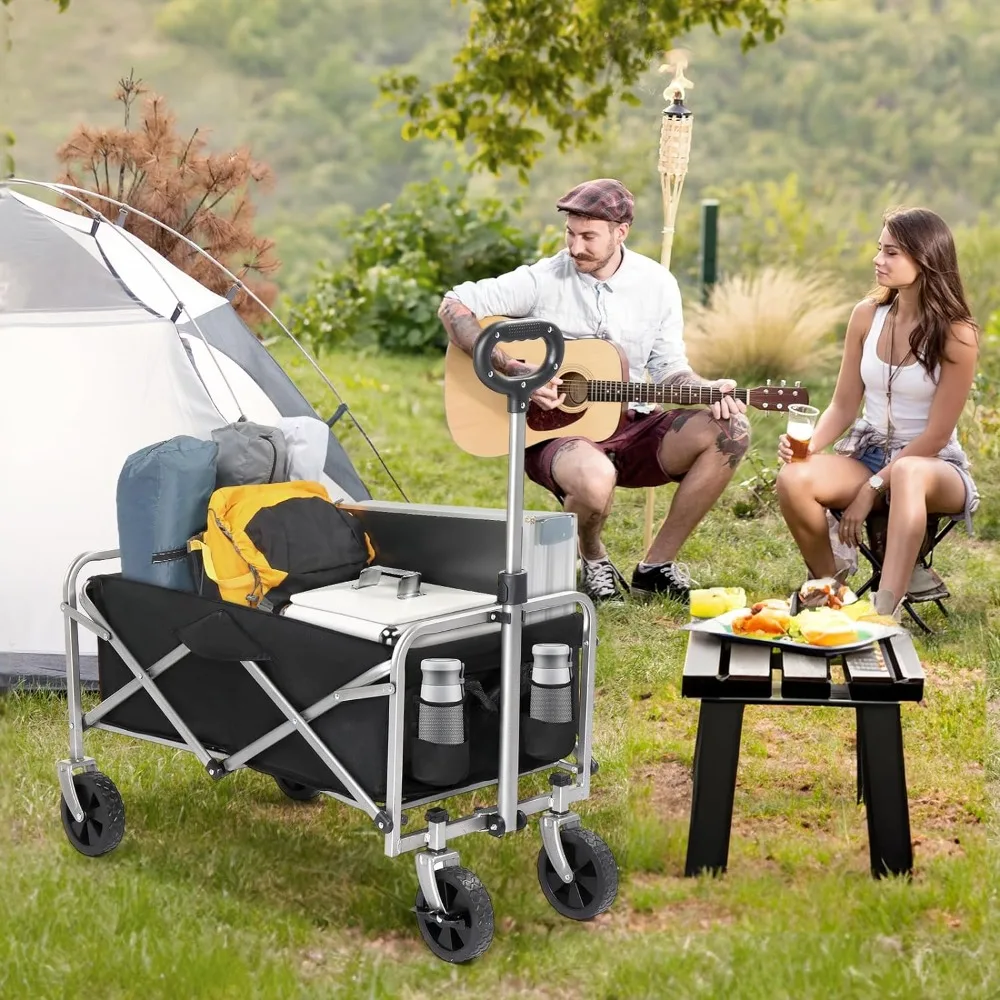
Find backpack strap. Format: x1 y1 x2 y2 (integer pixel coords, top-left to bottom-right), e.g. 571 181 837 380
188 534 259 598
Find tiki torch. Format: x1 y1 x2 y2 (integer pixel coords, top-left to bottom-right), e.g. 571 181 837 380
643 50 695 552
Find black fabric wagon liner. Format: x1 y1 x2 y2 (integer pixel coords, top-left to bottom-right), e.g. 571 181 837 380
88 574 583 804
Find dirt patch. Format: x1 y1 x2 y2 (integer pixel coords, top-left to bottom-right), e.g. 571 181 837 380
920 662 984 695
299 927 424 974
640 757 693 821
588 891 735 935
909 790 982 831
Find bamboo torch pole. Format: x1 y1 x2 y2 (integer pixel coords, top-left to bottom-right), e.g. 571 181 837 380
643 51 695 553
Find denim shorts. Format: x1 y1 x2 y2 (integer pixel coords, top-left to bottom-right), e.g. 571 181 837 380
856 446 886 475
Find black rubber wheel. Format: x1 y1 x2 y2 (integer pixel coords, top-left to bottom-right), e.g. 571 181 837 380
60 772 125 857
414 866 494 964
274 775 321 802
537 827 618 920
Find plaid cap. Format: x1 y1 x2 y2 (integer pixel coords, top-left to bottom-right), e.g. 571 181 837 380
556 178 634 225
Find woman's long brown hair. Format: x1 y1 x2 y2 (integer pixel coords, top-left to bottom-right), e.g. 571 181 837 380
868 207 978 379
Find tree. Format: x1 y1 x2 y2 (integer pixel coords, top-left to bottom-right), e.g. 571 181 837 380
289 176 556 354
380 0 794 178
55 72 280 326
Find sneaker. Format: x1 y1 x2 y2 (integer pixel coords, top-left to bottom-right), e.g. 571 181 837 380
580 556 629 603
630 561 698 603
872 588 903 622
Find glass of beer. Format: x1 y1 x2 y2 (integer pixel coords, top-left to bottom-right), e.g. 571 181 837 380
786 404 819 461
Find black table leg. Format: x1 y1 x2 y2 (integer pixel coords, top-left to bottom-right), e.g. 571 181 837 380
684 700 745 877
855 706 865 805
856 704 913 878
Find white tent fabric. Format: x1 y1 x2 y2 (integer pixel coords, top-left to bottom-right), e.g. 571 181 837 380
0 186 370 688
1 308 224 667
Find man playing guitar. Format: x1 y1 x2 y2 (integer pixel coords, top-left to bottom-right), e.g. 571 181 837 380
438 177 750 604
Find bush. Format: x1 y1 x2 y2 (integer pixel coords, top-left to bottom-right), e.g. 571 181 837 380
683 266 851 384
958 310 1000 462
288 178 545 354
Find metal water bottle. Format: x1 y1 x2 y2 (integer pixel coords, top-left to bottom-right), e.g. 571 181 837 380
418 657 465 745
529 643 573 724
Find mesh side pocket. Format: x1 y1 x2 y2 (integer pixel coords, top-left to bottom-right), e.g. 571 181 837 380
529 682 573 724
417 699 465 745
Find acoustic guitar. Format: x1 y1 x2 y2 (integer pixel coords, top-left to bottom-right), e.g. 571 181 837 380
444 335 809 458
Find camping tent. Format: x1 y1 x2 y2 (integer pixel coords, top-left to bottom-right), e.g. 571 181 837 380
0 182 371 689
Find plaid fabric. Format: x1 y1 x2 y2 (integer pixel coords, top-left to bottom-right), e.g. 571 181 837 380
833 418 980 531
556 178 634 224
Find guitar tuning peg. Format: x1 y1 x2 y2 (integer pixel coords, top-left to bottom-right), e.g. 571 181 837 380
766 378 771 386
780 379 786 387
794 381 801 388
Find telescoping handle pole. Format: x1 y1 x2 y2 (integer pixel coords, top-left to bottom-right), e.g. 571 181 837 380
472 319 565 833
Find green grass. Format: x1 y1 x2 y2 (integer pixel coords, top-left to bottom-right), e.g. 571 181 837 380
2 344 998 999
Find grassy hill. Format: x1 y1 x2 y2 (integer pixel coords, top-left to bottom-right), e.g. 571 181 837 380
4 0 1000 313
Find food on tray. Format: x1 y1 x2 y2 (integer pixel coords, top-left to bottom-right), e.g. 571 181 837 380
835 600 898 626
797 576 858 610
689 587 748 618
786 608 859 647
731 600 791 637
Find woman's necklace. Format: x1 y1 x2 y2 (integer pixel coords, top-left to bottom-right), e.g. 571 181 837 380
884 298 914 443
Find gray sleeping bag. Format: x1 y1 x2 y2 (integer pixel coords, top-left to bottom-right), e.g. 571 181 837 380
212 419 289 487
116 436 219 592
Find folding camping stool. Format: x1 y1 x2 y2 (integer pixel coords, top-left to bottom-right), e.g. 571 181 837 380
831 509 956 634
54 319 619 966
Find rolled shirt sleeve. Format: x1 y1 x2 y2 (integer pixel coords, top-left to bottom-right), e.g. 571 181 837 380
445 264 540 320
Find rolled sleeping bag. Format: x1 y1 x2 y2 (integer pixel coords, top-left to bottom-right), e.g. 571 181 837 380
117 435 219 592
212 419 289 488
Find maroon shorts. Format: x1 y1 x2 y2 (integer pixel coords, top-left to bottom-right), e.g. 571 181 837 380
524 408 688 503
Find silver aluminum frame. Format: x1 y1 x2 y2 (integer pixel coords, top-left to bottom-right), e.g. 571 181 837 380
58 551 598 862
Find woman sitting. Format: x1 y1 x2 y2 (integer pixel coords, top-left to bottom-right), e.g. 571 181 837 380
775 207 980 617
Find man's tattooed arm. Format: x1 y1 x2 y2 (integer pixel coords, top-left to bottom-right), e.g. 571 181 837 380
437 298 528 376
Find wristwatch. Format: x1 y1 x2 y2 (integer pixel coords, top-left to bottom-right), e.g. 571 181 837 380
867 474 887 497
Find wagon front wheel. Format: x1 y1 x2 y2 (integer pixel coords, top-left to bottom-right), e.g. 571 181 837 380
414 866 494 964
537 827 618 920
60 772 125 857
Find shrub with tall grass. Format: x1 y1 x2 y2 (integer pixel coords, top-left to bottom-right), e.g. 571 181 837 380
684 267 851 384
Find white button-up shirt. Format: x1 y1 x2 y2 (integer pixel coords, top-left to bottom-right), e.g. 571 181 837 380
445 246 691 390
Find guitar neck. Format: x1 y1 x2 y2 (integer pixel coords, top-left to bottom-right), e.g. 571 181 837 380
587 381 748 405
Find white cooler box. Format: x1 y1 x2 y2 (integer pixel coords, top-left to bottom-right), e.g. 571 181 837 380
339 501 577 623
282 567 497 643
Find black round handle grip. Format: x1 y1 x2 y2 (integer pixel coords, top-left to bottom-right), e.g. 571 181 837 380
471 319 565 411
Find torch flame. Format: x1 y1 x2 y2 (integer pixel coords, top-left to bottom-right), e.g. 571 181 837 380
658 48 693 103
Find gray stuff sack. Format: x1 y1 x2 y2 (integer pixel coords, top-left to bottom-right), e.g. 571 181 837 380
117 435 219 592
212 419 289 487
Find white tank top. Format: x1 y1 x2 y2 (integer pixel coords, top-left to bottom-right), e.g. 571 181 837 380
859 304 948 445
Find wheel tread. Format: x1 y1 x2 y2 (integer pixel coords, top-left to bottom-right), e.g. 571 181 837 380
537 826 618 920
60 771 125 857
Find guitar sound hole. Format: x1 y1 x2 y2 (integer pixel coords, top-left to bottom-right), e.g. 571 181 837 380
559 371 588 407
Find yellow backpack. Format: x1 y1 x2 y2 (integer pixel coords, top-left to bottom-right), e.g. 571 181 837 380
188 481 373 611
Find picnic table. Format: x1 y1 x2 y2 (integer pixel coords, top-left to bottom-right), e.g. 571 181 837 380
680 622 924 879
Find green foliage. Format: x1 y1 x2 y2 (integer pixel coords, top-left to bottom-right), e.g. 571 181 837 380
380 0 790 178
288 178 550 354
731 451 781 519
959 311 1000 463
155 0 467 203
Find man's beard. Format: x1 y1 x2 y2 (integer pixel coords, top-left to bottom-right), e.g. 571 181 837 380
572 246 618 272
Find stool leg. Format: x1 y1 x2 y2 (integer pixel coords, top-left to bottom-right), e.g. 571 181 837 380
685 701 744 877
856 704 913 878
902 599 933 635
